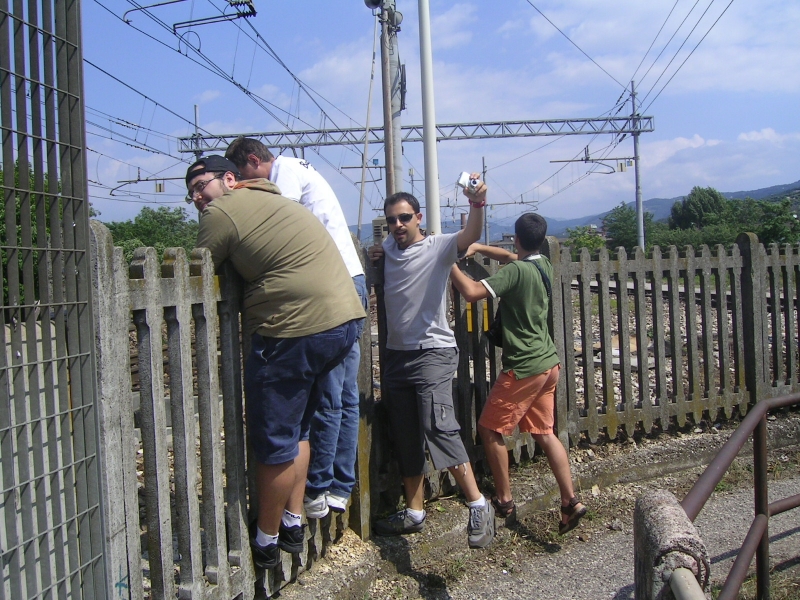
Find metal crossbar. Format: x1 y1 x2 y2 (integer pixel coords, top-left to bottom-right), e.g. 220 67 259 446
177 116 655 152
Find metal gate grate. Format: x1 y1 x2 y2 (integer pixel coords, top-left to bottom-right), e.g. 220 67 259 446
0 0 106 598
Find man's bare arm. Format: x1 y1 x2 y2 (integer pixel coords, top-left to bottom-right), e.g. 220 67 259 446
466 243 517 264
456 174 486 253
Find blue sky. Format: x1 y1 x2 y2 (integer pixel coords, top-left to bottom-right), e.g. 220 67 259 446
83 0 800 233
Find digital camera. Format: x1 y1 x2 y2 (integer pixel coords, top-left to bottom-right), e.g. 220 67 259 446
456 171 479 192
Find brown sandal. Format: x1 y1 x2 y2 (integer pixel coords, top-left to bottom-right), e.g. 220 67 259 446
559 496 587 535
491 496 515 518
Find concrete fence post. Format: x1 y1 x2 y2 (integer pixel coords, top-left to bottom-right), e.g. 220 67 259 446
90 221 144 600
634 489 709 599
736 233 766 408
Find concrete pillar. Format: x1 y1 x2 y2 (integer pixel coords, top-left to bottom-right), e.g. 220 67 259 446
634 489 709 599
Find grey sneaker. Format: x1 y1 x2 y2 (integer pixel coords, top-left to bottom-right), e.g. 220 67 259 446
467 500 495 548
374 509 426 536
304 493 329 519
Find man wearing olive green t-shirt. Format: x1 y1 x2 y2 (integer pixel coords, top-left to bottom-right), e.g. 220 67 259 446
188 155 365 570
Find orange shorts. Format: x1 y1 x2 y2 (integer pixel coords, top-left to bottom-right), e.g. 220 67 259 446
478 365 560 436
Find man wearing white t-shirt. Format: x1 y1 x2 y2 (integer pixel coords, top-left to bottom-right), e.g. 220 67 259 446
226 137 367 521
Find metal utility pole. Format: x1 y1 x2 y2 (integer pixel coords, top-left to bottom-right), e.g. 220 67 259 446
418 0 441 235
379 1 396 197
387 4 404 193
632 80 644 249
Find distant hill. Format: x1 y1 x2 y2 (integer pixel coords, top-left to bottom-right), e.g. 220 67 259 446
354 179 800 243
543 179 800 238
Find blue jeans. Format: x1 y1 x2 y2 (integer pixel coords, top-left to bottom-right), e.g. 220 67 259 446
244 318 362 465
306 274 368 499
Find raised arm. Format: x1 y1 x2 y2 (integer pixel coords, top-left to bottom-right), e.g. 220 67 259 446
466 243 517 264
456 173 486 253
450 264 490 302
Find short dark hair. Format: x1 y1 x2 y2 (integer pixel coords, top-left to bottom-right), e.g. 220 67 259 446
514 213 547 252
384 191 420 214
225 136 274 169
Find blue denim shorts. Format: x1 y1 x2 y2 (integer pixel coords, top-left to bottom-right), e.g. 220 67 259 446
244 319 361 465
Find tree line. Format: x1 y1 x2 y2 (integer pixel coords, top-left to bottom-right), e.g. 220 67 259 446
564 186 800 255
103 206 199 262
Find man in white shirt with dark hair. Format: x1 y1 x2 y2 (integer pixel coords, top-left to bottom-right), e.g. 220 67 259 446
226 137 367 521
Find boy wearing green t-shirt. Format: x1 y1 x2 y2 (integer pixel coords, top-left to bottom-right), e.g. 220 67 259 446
450 213 587 534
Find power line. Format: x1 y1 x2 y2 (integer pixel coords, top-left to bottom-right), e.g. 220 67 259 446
629 0 682 85
636 0 709 105
87 148 187 188
200 9 366 162
639 0 720 108
523 0 627 90
119 0 320 129
86 106 181 144
240 17 361 127
641 0 735 114
86 124 182 159
85 58 210 135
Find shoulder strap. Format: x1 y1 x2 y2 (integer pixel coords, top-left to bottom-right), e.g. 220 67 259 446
528 258 552 299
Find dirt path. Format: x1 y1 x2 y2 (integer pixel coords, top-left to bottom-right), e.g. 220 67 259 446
273 413 800 600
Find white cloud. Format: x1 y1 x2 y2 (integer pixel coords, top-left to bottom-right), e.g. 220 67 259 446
738 128 800 143
645 134 708 167
431 4 478 50
194 90 220 104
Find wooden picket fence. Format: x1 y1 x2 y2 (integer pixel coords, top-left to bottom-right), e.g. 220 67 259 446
91 222 363 599
89 218 800 598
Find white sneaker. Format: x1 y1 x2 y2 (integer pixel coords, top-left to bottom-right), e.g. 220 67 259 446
326 491 349 513
303 494 329 519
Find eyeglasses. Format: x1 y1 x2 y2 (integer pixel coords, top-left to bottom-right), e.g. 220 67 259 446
386 213 414 225
185 173 224 204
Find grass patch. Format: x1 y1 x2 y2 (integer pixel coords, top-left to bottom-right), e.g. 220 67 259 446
710 560 800 600
442 556 467 583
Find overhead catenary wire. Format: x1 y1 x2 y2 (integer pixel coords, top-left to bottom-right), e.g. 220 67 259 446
111 0 366 166
200 0 362 129
84 58 212 138
641 0 735 115
629 0 682 85
86 124 183 159
115 0 296 127
523 0 627 91
638 0 722 109
633 0 704 96
87 148 188 187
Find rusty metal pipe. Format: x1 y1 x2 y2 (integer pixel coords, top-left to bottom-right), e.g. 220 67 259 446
716 514 768 600
681 392 800 521
769 493 800 517
753 416 770 599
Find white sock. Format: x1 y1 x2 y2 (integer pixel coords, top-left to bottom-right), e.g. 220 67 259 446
282 510 301 528
467 496 487 509
255 527 278 547
406 507 425 523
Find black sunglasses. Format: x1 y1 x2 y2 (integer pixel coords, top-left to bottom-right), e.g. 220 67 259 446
386 213 414 225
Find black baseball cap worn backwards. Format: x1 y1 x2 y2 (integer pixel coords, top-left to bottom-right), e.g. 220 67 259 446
185 155 241 187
